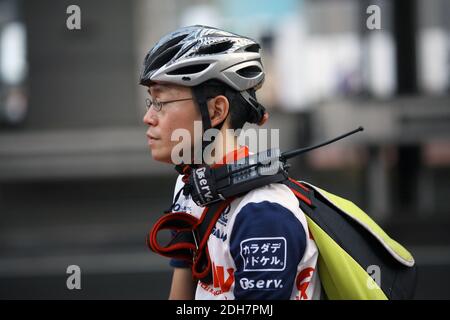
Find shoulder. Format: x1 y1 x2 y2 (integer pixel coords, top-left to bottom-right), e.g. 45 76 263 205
234 183 302 222
229 183 307 245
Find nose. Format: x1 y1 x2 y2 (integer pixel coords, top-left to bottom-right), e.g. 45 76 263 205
143 107 158 126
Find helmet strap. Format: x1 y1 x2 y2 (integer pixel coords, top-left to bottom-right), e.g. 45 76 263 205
192 85 213 161
240 90 266 124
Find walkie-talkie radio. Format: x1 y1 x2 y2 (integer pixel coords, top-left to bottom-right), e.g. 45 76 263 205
186 127 364 207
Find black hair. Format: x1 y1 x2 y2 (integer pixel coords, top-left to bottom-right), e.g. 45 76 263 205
195 80 258 130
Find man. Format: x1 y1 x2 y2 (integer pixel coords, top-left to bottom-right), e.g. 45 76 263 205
140 25 320 300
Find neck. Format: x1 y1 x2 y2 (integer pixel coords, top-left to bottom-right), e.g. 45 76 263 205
203 126 240 165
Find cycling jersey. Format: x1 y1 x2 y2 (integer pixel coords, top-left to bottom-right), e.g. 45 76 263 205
169 147 321 300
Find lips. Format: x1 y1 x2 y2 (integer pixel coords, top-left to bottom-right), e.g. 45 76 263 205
146 132 160 145
147 134 159 140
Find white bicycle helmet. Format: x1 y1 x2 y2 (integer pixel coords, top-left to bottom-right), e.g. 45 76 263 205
139 25 267 127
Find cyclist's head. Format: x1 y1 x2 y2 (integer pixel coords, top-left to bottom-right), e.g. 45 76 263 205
140 25 268 131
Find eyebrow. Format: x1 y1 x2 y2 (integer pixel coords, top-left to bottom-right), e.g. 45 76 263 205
147 84 169 97
149 84 168 91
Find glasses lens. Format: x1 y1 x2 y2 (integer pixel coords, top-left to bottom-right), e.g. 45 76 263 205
154 99 162 111
145 97 166 111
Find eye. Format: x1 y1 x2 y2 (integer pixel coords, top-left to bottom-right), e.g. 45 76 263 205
153 99 163 111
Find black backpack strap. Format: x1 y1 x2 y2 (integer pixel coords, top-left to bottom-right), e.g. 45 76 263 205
282 178 315 209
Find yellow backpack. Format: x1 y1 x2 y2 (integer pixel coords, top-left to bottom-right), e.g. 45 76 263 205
286 179 417 299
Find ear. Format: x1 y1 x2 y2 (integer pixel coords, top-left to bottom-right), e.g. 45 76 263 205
207 95 230 128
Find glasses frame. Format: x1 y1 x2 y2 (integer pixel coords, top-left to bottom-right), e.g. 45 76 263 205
145 97 193 112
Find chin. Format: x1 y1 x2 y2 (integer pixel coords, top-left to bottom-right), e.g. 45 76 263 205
150 149 172 164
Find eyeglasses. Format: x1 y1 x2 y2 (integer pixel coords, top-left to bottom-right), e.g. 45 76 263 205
145 97 193 112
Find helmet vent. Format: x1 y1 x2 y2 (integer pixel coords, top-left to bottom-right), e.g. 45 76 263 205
197 40 233 55
244 44 260 52
236 65 262 78
151 34 188 60
167 64 210 75
147 42 185 72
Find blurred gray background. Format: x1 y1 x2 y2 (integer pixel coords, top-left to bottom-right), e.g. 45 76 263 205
0 0 449 299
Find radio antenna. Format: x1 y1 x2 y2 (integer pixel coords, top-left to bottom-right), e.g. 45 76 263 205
280 126 364 161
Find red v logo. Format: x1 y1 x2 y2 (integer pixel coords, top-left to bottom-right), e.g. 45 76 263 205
212 262 235 293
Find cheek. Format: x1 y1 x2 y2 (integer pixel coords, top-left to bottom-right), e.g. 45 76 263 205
165 119 188 141
158 116 191 152
165 108 200 139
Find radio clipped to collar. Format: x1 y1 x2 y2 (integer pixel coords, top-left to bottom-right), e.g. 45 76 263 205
186 148 288 207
